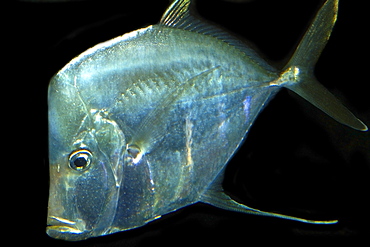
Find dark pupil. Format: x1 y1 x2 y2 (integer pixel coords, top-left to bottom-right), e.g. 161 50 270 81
73 157 87 168
73 157 87 171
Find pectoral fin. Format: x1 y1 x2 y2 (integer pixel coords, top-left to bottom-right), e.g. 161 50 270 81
129 66 220 151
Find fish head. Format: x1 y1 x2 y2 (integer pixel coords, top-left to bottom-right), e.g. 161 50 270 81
47 71 126 241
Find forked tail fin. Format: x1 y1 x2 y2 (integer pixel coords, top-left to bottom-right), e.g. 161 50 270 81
277 0 367 131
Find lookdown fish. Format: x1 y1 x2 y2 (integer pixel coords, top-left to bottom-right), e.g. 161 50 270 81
47 0 367 241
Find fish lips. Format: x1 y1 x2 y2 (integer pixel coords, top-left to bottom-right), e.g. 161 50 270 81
46 216 90 241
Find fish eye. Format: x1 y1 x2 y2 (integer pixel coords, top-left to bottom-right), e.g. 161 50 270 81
68 149 92 171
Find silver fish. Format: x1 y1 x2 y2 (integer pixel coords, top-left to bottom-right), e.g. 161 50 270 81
47 0 367 241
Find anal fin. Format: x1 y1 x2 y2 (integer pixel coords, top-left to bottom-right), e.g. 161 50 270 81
200 170 338 224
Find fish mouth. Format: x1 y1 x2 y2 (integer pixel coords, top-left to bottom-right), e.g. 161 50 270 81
47 216 88 240
49 216 77 225
47 225 84 234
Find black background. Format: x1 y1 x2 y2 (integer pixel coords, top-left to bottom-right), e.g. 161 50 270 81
9 0 369 246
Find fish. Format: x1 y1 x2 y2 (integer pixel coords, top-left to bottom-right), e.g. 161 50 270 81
47 0 367 241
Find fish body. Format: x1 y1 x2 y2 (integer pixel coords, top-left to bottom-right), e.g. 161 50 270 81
47 0 367 241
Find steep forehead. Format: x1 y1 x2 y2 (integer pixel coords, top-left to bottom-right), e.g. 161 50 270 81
47 27 147 155
48 73 87 158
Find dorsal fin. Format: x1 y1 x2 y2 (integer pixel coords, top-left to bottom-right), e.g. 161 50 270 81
159 0 276 72
160 0 194 28
160 0 230 38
